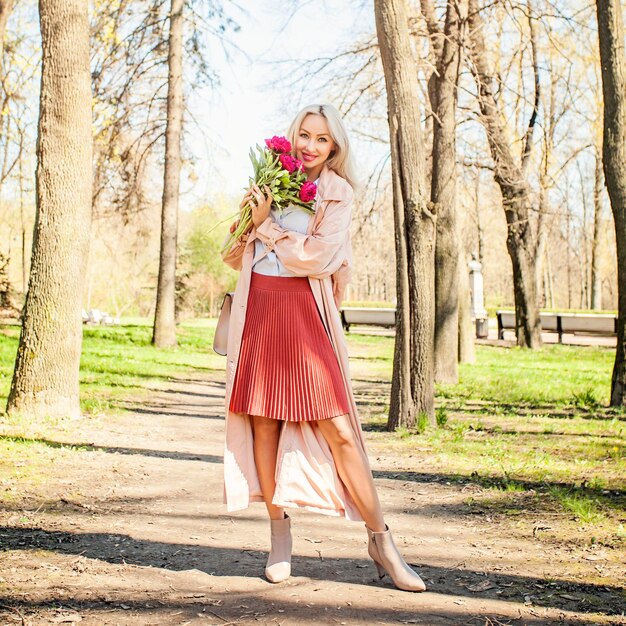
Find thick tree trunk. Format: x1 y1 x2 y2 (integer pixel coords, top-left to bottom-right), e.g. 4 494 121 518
152 0 183 347
389 158 414 424
596 0 626 405
423 0 468 383
6 0 91 418
591 143 604 310
375 0 436 429
467 0 541 348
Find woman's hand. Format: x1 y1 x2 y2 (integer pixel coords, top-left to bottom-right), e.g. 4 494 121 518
241 184 273 228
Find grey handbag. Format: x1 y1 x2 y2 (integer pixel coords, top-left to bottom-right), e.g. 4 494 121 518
213 292 233 356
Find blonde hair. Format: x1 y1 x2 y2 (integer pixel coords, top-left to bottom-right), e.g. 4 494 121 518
286 104 359 190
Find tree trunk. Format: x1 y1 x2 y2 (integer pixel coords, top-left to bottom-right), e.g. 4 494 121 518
0 0 14 75
467 0 541 348
152 0 183 347
375 0 436 429
6 0 91 419
596 0 626 405
389 156 414 425
423 0 467 383
591 142 604 310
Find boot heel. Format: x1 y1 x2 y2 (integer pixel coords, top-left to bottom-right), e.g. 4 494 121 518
365 524 426 592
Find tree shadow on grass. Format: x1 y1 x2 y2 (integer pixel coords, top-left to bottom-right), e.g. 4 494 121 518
451 402 624 422
461 427 622 439
145 382 226 397
0 435 222 464
0 525 623 618
372 470 626 512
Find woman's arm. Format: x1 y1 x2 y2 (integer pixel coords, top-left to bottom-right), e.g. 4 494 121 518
331 257 352 309
220 229 249 271
254 192 353 280
221 188 261 271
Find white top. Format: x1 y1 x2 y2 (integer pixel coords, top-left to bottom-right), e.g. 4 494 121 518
252 179 318 277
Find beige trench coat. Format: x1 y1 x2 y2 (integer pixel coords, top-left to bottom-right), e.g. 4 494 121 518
221 164 369 521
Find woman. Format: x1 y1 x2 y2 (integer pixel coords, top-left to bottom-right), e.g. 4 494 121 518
221 104 426 592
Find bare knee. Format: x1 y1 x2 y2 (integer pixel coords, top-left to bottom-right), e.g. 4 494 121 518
251 414 282 438
318 415 356 448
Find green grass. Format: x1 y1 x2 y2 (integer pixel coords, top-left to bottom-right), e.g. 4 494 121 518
344 333 614 407
548 486 607 524
0 435 56 498
1 318 226 414
451 344 613 406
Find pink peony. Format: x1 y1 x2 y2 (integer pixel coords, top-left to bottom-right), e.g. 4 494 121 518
265 135 292 154
279 153 297 173
294 158 304 171
299 181 317 203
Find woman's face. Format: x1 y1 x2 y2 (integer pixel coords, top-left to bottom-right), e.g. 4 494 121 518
295 114 337 177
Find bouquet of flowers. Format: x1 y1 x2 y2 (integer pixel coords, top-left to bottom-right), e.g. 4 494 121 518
221 135 318 253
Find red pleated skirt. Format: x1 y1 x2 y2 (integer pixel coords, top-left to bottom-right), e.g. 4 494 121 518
228 272 351 422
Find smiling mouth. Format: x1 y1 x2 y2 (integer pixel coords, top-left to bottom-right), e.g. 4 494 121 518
302 153 317 161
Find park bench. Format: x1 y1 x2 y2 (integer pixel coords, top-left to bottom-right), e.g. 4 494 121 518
340 307 396 332
496 310 617 342
82 308 121 325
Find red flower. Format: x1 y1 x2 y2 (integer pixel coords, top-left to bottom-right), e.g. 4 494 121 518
294 158 304 171
265 135 292 154
299 181 317 203
279 153 297 173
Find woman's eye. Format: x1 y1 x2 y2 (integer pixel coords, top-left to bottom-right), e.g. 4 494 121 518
319 137 327 142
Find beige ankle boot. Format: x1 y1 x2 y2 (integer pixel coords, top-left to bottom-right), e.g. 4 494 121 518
265 515 292 583
366 525 426 592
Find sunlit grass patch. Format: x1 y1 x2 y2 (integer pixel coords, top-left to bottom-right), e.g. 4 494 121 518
0 436 54 501
548 486 607 524
0 319 226 415
451 344 612 406
571 387 601 410
78 321 225 412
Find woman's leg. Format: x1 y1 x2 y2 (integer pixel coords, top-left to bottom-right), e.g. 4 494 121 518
251 414 292 583
316 414 426 591
315 414 386 532
251 414 285 520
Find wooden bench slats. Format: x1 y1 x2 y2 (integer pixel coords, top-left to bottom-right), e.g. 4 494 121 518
496 310 617 341
338 307 617 340
340 307 395 331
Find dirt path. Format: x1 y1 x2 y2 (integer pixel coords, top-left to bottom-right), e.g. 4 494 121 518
1 373 624 625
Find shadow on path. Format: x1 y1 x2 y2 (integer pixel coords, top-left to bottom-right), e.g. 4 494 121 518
372 469 626 504
0 594 573 626
129 407 223 421
0 435 222 464
0 526 622 618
